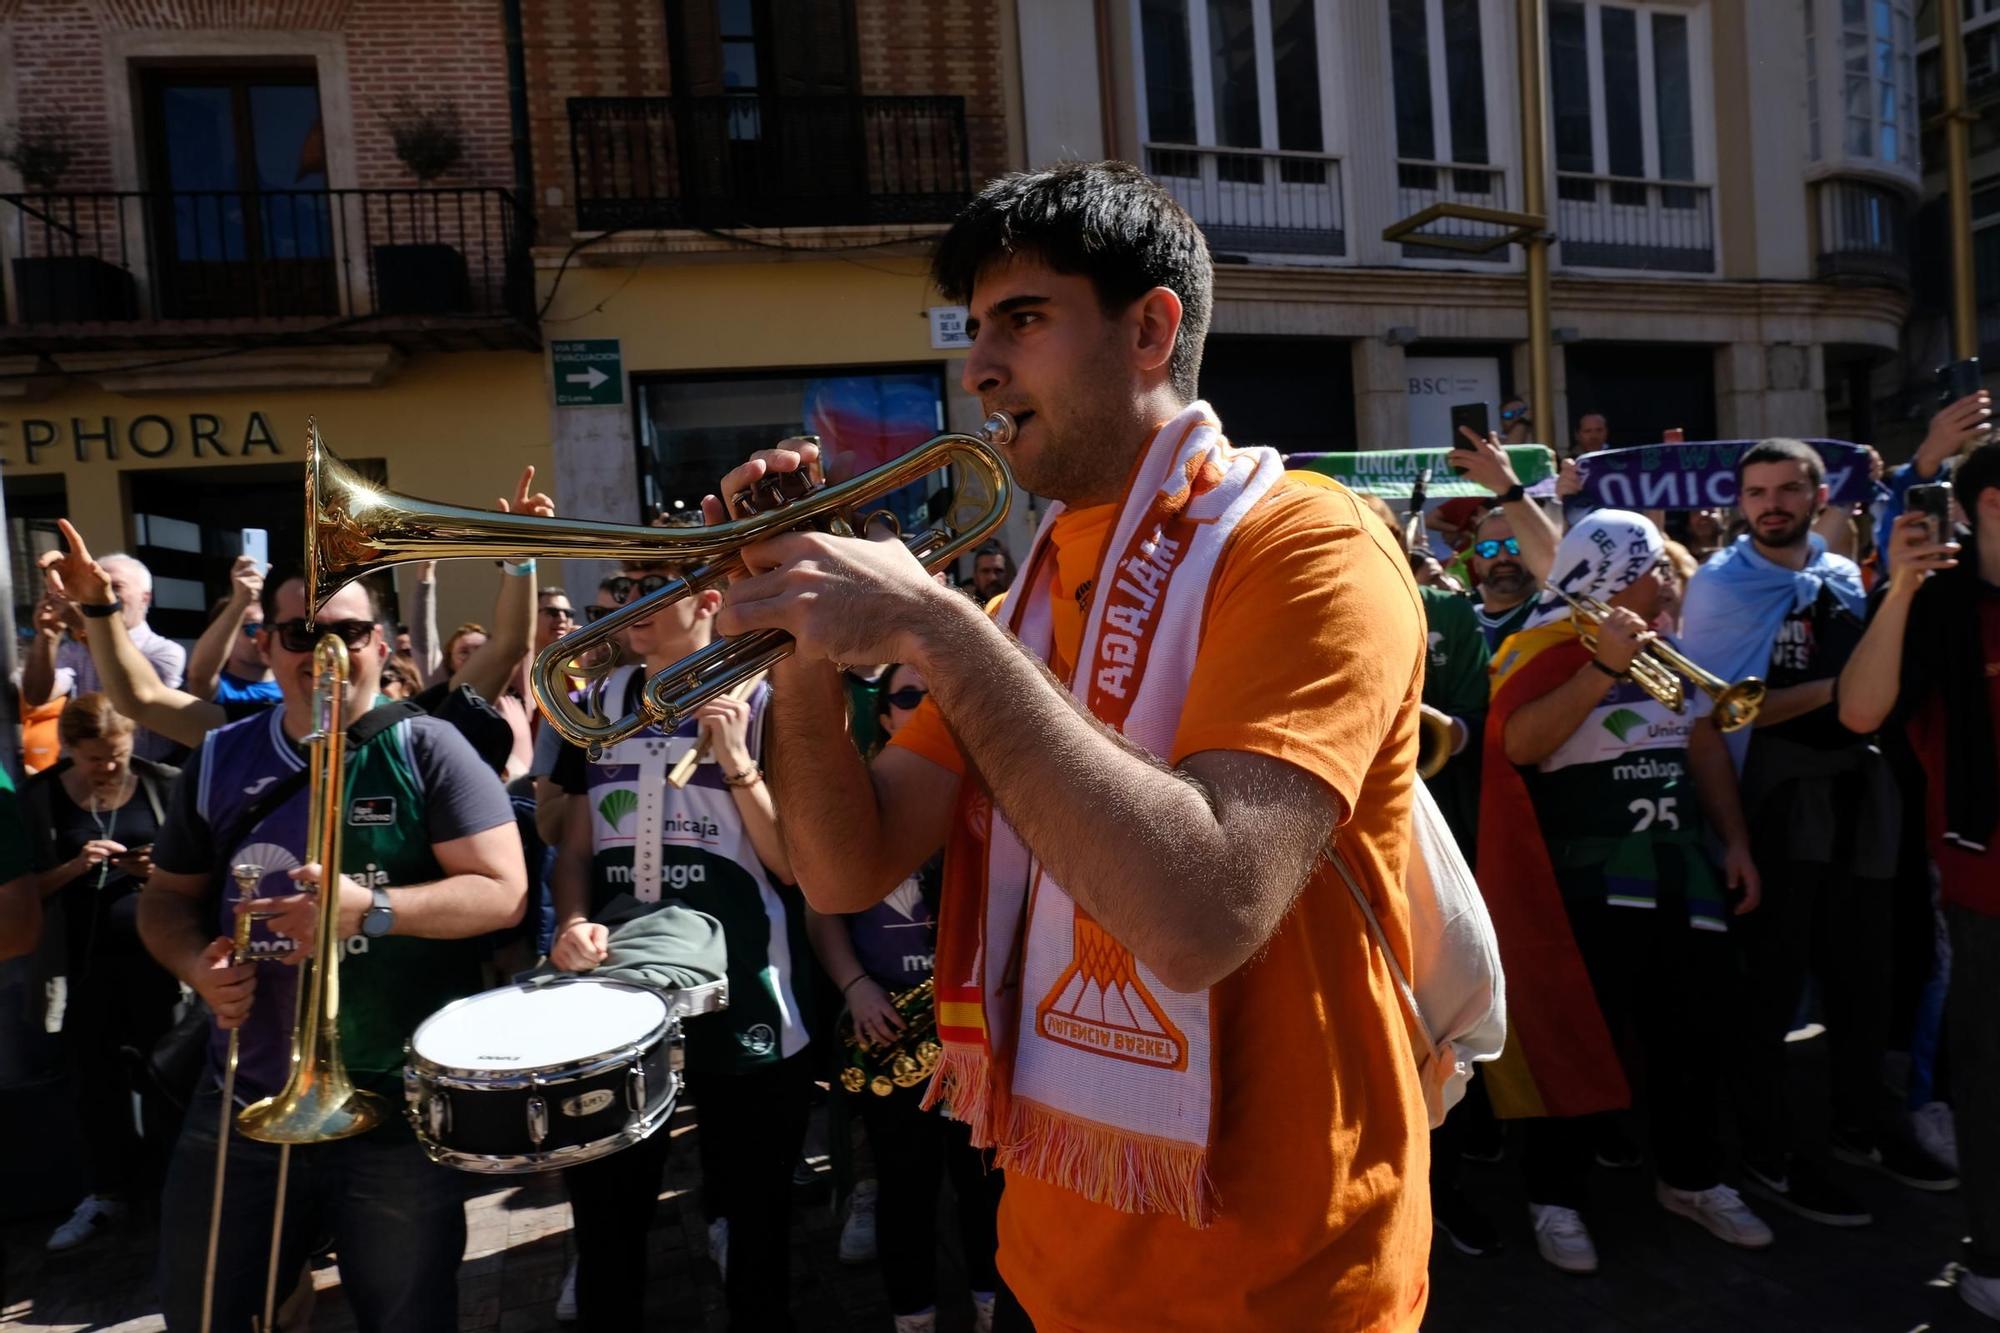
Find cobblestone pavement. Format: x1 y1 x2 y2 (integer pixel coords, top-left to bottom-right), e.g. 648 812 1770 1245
4 1045 1994 1331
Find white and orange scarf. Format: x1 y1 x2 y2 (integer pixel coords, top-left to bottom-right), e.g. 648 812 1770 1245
925 402 1283 1227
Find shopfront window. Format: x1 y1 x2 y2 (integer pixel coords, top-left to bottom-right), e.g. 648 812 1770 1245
636 366 948 529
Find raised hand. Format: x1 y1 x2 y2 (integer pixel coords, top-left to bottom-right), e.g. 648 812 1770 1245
39 518 112 607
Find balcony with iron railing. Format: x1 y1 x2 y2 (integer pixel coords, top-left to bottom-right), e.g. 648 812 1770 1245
1393 159 1513 262
1142 144 1346 258
1555 171 1715 274
0 187 537 353
568 95 970 232
1813 176 1911 288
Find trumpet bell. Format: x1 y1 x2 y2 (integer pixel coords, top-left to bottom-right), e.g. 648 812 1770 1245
236 1079 388 1145
1709 678 1767 734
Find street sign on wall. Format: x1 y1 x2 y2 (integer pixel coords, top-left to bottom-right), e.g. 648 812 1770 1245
552 339 624 407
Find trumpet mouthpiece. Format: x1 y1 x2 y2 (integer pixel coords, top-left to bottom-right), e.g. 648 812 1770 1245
981 411 1017 446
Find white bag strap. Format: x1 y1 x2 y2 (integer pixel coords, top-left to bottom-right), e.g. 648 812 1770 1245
1331 843 1439 1074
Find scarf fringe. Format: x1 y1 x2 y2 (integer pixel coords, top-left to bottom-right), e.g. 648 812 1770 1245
927 1047 1215 1227
922 1046 997 1142
994 1096 1214 1229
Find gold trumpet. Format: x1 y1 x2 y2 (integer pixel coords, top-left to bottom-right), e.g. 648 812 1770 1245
234 636 388 1330
1553 589 1765 731
304 415 1015 757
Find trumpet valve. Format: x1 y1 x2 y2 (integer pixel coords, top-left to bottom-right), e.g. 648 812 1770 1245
728 442 825 519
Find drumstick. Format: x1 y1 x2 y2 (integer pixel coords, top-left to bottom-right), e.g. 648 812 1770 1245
667 674 765 789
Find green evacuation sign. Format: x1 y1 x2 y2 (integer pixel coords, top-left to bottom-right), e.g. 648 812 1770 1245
551 339 624 407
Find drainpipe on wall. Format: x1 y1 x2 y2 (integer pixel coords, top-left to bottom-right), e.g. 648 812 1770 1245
503 0 536 218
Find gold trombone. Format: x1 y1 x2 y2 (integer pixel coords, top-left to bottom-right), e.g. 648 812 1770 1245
1551 589 1765 731
232 636 388 1330
304 413 1015 757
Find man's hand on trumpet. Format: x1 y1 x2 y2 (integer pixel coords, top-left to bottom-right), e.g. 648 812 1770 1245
1589 605 1652 675
702 445 956 670
240 863 374 963
192 935 259 1030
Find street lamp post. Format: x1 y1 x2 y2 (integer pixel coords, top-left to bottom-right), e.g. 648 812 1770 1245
1938 0 1979 360
1518 0 1553 444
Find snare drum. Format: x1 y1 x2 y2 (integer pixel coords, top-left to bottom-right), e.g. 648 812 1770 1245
404 976 727 1173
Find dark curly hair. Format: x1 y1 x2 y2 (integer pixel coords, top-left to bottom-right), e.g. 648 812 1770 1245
930 161 1213 402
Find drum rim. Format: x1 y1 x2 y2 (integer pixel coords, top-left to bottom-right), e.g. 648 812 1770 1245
405 1071 681 1175
405 976 673 1086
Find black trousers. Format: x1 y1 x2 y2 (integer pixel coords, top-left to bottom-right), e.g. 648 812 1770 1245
1524 866 1732 1208
1730 852 1894 1168
855 1083 1002 1316
62 956 178 1198
564 1120 676 1333
1948 905 2000 1278
691 1051 816 1331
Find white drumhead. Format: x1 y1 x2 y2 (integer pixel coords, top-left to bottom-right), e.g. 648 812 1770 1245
413 979 668 1070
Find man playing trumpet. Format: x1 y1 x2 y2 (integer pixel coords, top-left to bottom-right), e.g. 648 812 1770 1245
122 564 524 1333
703 161 1430 1330
1477 511 1767 1275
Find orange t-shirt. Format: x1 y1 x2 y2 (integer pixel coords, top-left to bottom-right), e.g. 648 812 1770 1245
891 472 1430 1331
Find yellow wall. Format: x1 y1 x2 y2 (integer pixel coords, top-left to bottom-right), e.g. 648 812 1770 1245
541 256 951 372
1 349 552 635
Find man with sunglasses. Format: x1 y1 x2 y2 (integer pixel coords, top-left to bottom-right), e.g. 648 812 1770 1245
185 555 281 715
546 558 817 1331
117 566 524 1332
1444 426 1559 651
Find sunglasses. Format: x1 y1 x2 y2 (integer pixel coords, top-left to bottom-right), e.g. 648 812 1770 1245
239 623 261 639
882 687 928 710
267 618 376 653
538 606 575 622
1500 406 1529 423
1474 537 1522 559
583 604 618 624
604 574 676 604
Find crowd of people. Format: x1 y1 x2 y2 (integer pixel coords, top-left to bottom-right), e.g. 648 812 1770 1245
1393 394 1998 1320
0 158 1992 1332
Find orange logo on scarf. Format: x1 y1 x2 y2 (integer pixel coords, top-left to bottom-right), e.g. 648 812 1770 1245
1035 911 1188 1070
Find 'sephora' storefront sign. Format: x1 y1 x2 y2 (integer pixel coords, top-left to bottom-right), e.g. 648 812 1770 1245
0 411 282 466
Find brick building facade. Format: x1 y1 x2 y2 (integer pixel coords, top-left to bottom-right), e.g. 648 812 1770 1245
0 0 517 195
519 0 1010 240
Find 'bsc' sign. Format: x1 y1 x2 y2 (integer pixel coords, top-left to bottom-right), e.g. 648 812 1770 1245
0 411 282 466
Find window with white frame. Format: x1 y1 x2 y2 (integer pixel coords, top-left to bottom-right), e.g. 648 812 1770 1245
1841 0 1916 165
1133 0 1346 254
1137 0 1330 156
1549 1 1704 200
1387 0 1495 192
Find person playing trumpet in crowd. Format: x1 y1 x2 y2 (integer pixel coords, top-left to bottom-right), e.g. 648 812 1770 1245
35 520 529 1331
1478 511 1769 1275
702 161 1431 1330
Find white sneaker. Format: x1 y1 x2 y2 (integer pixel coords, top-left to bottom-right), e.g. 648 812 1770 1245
1963 1270 2000 1321
46 1194 125 1252
555 1256 577 1322
707 1216 729 1283
1915 1101 1960 1174
1656 1181 1774 1249
971 1290 996 1333
839 1179 879 1264
1528 1203 1598 1274
893 1310 938 1333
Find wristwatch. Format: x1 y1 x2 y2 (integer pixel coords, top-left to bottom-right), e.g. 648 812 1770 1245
360 886 395 939
79 599 122 619
1496 482 1526 504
